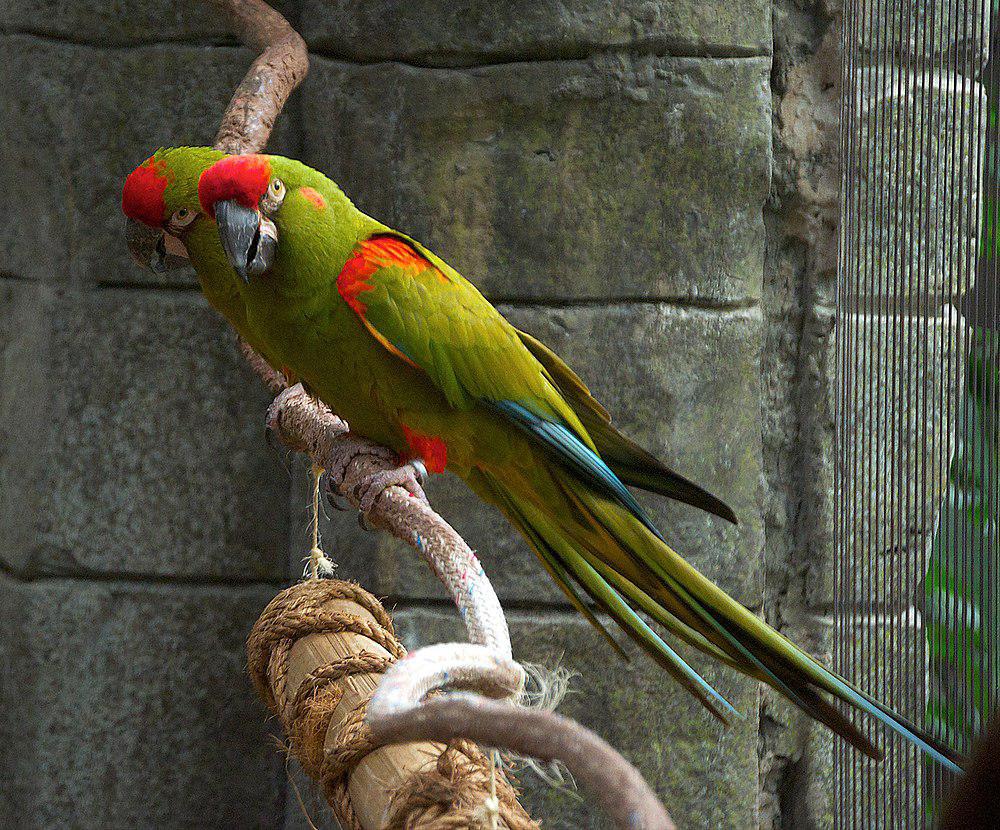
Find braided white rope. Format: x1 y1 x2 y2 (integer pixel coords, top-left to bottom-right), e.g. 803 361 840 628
369 643 524 723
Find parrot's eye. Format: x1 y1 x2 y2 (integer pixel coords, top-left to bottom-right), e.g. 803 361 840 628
167 208 197 233
261 179 286 213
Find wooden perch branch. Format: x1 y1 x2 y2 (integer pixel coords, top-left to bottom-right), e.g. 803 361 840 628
209 0 308 155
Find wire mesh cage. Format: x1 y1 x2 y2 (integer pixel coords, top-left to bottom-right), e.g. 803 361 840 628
836 1 998 826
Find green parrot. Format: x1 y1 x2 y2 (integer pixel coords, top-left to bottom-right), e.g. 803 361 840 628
122 148 963 771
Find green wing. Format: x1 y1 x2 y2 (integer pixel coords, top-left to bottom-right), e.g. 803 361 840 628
340 232 591 439
343 232 737 522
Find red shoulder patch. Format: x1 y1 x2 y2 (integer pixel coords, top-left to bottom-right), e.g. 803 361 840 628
401 425 448 474
337 246 378 317
198 154 272 217
336 235 437 371
336 235 430 316
122 155 171 227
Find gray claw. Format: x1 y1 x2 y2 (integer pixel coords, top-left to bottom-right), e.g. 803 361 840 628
355 463 429 514
410 458 428 484
319 471 348 510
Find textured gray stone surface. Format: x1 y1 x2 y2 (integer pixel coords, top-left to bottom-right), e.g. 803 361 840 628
837 313 965 610
0 576 284 829
760 4 841 827
0 282 289 580
856 0 992 68
2 0 299 45
0 35 297 289
302 54 771 303
299 0 770 64
302 303 762 608
851 73 987 307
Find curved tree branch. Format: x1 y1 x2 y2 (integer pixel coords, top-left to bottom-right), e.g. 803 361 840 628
209 0 308 155
371 695 676 830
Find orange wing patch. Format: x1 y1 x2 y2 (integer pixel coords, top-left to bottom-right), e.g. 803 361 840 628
336 235 443 371
363 236 428 272
337 235 430 317
401 425 448 474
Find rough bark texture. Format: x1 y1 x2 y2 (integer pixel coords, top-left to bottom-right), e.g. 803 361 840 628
0 0 857 827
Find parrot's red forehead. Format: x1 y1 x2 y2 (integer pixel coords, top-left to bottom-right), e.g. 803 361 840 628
121 156 172 227
198 154 272 217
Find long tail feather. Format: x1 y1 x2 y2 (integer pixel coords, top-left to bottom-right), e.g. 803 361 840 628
576 483 964 772
477 454 964 772
477 470 738 723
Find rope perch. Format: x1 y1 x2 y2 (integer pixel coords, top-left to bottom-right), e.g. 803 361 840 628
247 579 539 830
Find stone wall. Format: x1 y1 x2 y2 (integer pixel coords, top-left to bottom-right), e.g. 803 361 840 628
0 2 787 828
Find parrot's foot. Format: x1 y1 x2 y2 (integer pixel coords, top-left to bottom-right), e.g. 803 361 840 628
354 461 429 514
320 441 429 514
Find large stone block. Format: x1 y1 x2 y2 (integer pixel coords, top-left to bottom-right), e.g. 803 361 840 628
856 1 991 70
759 612 836 830
3 0 299 46
392 607 761 830
302 54 770 303
303 303 763 608
0 282 289 580
0 577 284 829
300 0 769 65
0 35 298 288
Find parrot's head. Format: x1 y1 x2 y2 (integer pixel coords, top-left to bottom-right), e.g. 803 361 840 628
121 147 224 273
198 153 350 285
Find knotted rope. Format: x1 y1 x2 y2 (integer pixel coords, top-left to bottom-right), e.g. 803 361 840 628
247 579 539 830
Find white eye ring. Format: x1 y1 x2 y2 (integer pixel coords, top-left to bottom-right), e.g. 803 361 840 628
262 179 286 213
169 208 197 231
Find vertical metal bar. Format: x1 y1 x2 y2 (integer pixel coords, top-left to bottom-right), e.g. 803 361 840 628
885 4 907 820
836 2 998 827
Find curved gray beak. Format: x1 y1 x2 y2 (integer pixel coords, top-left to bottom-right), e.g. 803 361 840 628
214 199 277 283
124 217 189 274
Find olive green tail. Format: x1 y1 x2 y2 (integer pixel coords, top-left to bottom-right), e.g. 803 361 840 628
472 463 964 772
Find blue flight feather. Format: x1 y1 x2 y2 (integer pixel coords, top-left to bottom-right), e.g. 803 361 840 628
491 400 665 541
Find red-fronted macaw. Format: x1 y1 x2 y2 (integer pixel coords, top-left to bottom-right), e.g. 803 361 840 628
122 149 962 772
